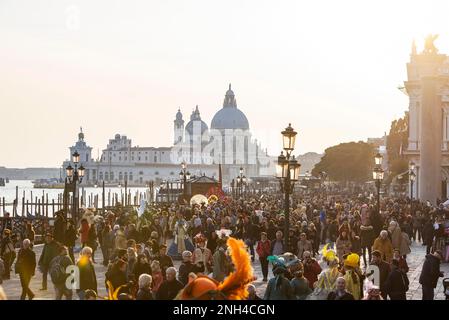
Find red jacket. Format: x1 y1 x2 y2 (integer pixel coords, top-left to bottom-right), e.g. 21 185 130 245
80 221 90 244
256 240 271 259
303 259 322 289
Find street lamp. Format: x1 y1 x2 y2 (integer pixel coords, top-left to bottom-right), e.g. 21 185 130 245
235 167 246 199
179 162 190 201
409 161 416 200
277 124 301 250
374 152 383 166
372 165 384 216
64 151 85 223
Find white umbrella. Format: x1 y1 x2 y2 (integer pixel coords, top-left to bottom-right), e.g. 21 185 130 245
190 194 208 206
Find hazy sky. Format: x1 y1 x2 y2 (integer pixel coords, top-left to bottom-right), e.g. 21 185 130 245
1 0 449 168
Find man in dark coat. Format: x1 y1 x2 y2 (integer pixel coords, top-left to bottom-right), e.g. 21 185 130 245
150 218 164 245
156 267 184 300
15 239 36 300
178 251 196 286
327 277 355 300
422 218 435 255
155 244 174 278
126 224 140 242
419 250 444 300
77 246 98 300
64 220 77 264
370 250 391 300
242 217 256 262
383 259 409 300
38 233 59 290
53 211 66 244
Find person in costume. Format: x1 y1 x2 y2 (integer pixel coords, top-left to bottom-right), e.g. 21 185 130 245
308 244 341 300
176 237 254 300
192 233 213 275
290 262 312 300
167 212 194 260
264 262 295 300
342 253 362 300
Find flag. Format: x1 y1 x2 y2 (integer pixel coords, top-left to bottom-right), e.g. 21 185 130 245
138 199 146 217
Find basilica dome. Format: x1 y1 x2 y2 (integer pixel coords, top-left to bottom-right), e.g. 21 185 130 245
211 84 249 130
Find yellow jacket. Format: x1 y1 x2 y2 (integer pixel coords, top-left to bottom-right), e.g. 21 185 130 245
372 237 393 263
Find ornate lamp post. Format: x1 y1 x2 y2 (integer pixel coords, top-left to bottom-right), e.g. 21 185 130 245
235 167 247 199
373 153 384 216
65 151 85 223
179 161 191 202
409 161 416 200
276 124 301 249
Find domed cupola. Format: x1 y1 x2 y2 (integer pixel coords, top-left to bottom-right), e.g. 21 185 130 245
211 84 250 130
175 108 183 121
185 105 209 137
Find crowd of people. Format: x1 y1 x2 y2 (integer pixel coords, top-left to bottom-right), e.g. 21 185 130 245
0 186 448 300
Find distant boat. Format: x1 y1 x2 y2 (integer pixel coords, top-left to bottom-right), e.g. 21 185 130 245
32 178 65 189
0 178 5 187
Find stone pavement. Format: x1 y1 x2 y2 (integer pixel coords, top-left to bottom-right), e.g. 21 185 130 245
1 240 448 300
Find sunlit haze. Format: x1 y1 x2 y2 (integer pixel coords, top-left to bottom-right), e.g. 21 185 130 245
1 0 449 167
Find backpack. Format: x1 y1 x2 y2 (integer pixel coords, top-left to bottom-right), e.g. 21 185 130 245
49 256 66 285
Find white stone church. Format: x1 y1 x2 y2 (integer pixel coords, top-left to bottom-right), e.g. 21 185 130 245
62 85 275 186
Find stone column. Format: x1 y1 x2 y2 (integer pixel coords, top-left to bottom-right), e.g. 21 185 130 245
419 76 442 204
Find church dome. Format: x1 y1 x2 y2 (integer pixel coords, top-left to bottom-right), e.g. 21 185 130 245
175 108 183 121
211 84 249 130
185 105 209 136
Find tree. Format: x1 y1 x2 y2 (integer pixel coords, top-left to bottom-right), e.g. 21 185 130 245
312 141 375 182
386 113 409 178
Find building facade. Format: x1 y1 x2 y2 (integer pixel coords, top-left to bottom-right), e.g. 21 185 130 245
404 37 449 203
63 85 273 186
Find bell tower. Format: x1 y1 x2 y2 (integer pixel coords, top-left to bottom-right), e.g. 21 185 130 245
174 108 184 145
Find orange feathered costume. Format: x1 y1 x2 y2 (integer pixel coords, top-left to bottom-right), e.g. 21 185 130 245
176 237 254 300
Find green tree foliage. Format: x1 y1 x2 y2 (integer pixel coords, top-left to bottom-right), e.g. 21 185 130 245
312 141 375 182
386 113 409 176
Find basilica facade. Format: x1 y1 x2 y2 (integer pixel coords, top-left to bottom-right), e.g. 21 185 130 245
62 85 274 186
